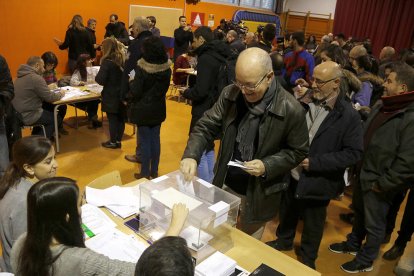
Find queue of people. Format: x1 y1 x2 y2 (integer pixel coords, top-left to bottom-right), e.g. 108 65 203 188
1 10 414 275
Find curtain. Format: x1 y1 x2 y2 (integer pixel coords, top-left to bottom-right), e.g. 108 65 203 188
333 0 414 57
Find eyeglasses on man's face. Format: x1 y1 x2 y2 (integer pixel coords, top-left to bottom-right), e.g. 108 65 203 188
311 77 337 88
233 72 271 91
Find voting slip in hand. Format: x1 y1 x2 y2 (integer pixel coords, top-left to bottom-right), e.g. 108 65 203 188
227 160 252 170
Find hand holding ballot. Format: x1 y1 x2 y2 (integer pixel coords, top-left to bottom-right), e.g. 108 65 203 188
165 203 189 236
180 158 197 181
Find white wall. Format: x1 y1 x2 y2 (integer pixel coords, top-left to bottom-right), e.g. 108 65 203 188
283 0 337 18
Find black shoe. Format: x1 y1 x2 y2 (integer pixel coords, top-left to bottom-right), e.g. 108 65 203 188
341 259 373 273
59 127 69 135
383 244 406 260
101 141 118 149
339 213 355 225
134 173 150 180
150 173 158 180
329 242 358 255
92 119 102 128
266 240 293 251
382 233 391 244
125 155 142 163
302 260 316 270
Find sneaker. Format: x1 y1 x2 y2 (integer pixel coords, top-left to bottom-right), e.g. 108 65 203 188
341 259 373 273
125 154 141 163
266 239 293 251
329 242 358 255
116 141 122 149
101 141 119 149
383 243 406 260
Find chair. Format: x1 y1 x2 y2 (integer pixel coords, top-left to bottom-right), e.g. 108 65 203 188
21 124 47 137
87 170 122 189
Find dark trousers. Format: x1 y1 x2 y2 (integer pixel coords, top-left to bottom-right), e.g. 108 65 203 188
394 190 414 246
276 177 330 266
42 102 67 129
107 112 125 143
386 190 407 235
32 110 61 138
138 124 161 177
74 100 100 120
346 182 390 266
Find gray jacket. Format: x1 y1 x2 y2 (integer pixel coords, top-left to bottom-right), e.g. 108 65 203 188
11 234 136 275
0 178 31 272
12 64 63 125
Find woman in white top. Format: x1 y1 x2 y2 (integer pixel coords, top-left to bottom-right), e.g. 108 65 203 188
11 177 189 276
0 136 57 272
70 53 102 129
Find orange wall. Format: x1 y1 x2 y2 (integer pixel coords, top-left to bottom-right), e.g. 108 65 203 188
0 0 273 77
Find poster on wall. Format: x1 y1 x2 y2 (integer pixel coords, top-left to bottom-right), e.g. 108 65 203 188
191 12 205 26
208 14 215 27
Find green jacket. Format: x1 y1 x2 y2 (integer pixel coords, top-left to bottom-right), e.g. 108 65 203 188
360 101 414 201
183 80 309 223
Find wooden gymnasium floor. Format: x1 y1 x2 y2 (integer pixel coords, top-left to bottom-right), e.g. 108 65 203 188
43 95 403 276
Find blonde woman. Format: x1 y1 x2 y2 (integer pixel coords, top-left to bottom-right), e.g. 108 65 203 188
95 37 126 148
54 15 94 73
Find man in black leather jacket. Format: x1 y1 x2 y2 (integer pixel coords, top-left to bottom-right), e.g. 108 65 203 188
181 48 309 239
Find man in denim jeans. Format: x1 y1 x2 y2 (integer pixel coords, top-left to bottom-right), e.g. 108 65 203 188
329 62 414 273
0 55 14 176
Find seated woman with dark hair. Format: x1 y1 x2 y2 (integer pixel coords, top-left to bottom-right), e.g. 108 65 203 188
0 136 57 272
70 54 102 129
41 51 68 135
10 177 189 276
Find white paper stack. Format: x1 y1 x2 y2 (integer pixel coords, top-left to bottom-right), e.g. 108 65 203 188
85 185 140 218
85 83 103 93
59 86 89 101
81 204 116 235
195 251 237 276
85 228 148 262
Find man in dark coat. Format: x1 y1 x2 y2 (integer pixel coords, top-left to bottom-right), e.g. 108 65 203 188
226 30 245 54
104 14 130 46
329 62 414 273
122 17 153 164
181 26 231 183
267 61 363 269
0 55 14 175
180 48 309 239
86 18 99 59
173 16 193 62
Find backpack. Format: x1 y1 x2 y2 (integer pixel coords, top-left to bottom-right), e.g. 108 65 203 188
210 51 238 103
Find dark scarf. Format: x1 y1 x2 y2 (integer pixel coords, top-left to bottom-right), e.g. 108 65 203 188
381 90 414 112
236 80 276 161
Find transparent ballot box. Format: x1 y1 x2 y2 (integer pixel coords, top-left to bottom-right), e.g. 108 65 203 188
139 170 241 259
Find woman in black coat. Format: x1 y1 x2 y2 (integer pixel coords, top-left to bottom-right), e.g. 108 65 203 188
129 36 171 179
95 37 126 149
54 15 94 73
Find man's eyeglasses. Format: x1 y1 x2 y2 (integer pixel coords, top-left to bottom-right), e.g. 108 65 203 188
311 77 337 88
233 72 271 91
